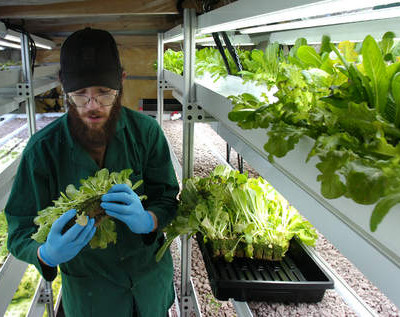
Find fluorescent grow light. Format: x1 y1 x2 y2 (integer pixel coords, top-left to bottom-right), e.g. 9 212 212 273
0 40 21 49
197 0 400 34
197 34 256 46
4 34 20 43
266 15 400 44
0 23 55 50
240 6 400 34
163 25 184 43
164 34 184 44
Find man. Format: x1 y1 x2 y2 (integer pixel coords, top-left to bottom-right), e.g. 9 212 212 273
5 28 179 317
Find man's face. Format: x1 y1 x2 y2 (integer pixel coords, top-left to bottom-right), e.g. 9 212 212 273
67 86 121 149
68 86 117 130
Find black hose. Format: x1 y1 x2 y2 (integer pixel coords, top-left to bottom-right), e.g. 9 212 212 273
221 31 243 73
212 32 232 75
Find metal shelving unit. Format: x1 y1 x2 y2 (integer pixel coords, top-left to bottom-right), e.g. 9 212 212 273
0 26 59 316
157 1 400 316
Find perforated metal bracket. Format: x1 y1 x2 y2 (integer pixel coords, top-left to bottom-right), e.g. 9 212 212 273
158 80 174 90
181 295 194 315
183 103 206 122
38 283 53 304
16 82 32 99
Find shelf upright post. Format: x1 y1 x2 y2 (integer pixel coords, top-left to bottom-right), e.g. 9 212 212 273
180 7 198 317
20 33 36 136
157 32 165 127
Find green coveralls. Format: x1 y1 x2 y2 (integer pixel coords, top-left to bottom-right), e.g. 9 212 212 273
5 107 179 317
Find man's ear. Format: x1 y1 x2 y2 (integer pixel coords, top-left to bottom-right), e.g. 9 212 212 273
121 70 127 83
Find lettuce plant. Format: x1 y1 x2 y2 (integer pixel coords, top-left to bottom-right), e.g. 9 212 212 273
32 169 146 249
156 165 317 262
227 33 400 232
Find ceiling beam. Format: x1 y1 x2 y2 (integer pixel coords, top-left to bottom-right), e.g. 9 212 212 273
0 0 84 5
0 0 179 19
47 34 160 48
6 15 181 35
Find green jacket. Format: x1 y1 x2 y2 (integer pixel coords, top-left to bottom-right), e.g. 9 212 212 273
5 107 179 317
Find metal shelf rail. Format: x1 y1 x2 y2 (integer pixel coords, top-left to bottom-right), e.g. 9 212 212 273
0 26 59 316
158 7 257 317
157 0 400 314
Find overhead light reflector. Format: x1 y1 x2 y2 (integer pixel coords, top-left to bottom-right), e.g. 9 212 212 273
0 40 21 49
0 22 55 50
240 6 400 34
197 0 400 34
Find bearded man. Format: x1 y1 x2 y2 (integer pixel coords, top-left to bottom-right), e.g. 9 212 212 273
5 28 179 317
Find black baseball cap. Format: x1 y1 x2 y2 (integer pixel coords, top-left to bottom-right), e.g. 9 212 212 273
60 28 122 93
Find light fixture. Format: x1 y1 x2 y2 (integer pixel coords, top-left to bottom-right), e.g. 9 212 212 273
197 0 400 35
0 40 21 49
0 46 5 51
196 34 256 46
163 34 184 44
4 34 20 43
0 22 55 50
163 25 184 44
240 6 400 34
30 34 56 50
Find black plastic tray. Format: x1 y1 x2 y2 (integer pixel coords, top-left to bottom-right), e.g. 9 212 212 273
196 234 334 302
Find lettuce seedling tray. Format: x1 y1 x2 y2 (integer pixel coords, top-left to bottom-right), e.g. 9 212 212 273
196 234 334 302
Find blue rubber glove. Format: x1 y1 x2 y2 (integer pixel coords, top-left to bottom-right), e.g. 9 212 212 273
38 209 96 267
101 184 154 234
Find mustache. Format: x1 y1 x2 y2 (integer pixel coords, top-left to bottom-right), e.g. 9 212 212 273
86 110 103 116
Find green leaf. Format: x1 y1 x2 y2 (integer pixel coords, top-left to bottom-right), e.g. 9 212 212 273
345 161 386 205
370 192 400 231
314 149 349 199
320 35 332 54
66 184 78 199
391 40 400 58
264 123 306 158
289 37 307 58
317 172 346 199
391 72 400 127
301 68 331 88
338 41 359 62
228 108 255 122
330 43 350 68
296 46 322 68
96 168 109 180
380 31 395 56
362 35 389 116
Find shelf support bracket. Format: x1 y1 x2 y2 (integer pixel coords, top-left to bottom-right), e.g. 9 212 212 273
180 7 201 317
20 32 36 136
157 32 165 128
184 102 205 122
38 281 55 317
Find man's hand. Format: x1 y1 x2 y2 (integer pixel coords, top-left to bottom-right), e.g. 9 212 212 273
38 209 96 267
101 184 154 234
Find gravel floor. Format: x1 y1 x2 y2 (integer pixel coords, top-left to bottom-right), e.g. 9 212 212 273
0 115 61 141
0 118 26 139
162 119 400 317
14 116 59 140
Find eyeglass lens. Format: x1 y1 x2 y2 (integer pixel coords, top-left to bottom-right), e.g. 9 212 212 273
69 94 117 107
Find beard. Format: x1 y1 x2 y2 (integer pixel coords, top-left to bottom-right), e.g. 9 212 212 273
67 94 122 151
